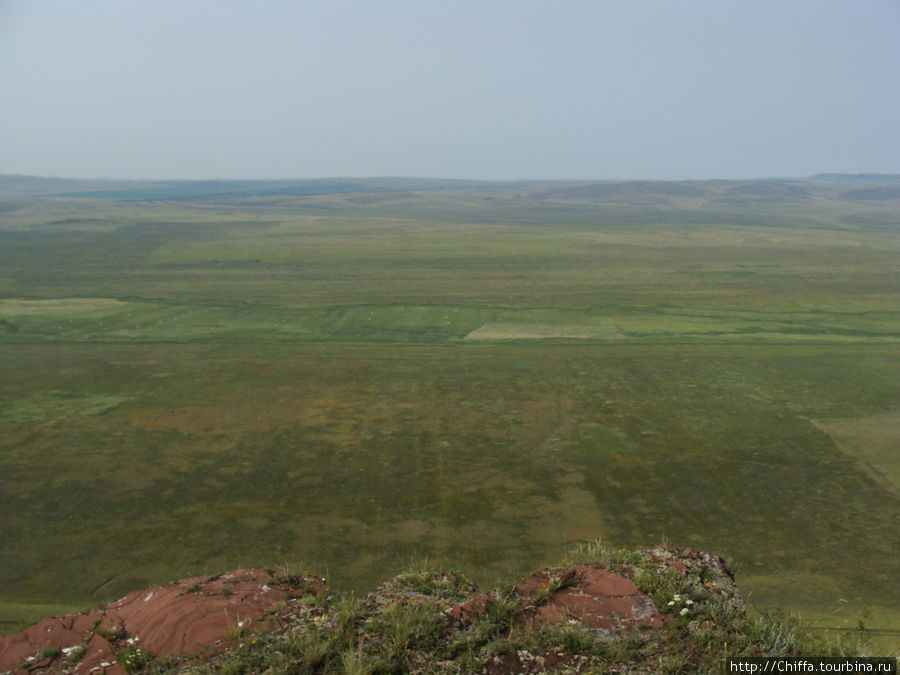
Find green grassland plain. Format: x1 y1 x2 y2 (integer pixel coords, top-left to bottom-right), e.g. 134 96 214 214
0 175 898 646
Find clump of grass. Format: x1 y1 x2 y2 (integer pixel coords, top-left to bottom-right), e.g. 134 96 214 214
289 623 335 670
532 567 578 607
366 599 444 671
334 594 362 648
532 624 600 654
116 645 152 673
634 565 691 610
563 537 609 565
224 619 244 642
482 594 524 638
64 644 86 666
217 659 241 675
337 647 373 675
40 647 62 661
392 568 477 602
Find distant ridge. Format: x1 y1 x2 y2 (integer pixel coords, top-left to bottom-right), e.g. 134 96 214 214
810 173 900 182
2 172 899 194
0 175 493 200
1 173 898 208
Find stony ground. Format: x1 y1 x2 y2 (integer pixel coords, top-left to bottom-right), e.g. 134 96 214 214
0 545 866 674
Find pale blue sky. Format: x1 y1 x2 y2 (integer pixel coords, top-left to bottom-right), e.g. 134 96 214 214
1 0 898 180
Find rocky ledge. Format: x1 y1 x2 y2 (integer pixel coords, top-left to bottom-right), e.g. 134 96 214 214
0 569 326 674
0 545 837 674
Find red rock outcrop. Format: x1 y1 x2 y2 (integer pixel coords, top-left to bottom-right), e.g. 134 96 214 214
515 564 662 635
0 569 325 674
445 563 662 640
0 547 749 674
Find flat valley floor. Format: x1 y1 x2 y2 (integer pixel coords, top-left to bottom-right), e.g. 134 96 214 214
0 175 897 648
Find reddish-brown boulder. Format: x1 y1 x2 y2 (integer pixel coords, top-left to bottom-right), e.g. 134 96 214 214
0 569 325 674
515 564 662 636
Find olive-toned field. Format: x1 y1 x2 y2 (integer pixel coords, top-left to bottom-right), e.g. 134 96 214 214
1 175 898 645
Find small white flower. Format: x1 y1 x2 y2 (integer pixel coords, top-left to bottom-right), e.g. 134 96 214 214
667 600 676 607
680 607 689 616
685 599 694 606
673 594 682 602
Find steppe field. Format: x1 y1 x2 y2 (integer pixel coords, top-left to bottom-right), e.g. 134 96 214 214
0 175 898 645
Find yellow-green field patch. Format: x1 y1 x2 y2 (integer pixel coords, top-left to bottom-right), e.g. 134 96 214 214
0 298 127 316
464 321 622 340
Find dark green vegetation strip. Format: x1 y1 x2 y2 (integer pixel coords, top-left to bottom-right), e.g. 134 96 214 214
0 175 898 645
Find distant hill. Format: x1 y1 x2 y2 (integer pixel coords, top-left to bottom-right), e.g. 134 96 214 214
718 182 811 203
839 187 900 201
531 180 708 202
810 173 900 182
1 173 898 232
2 173 899 203
0 175 492 200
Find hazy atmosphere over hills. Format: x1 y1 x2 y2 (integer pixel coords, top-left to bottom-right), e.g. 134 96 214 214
1 0 899 181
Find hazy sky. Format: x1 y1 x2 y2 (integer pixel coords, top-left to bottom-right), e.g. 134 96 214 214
1 0 898 181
